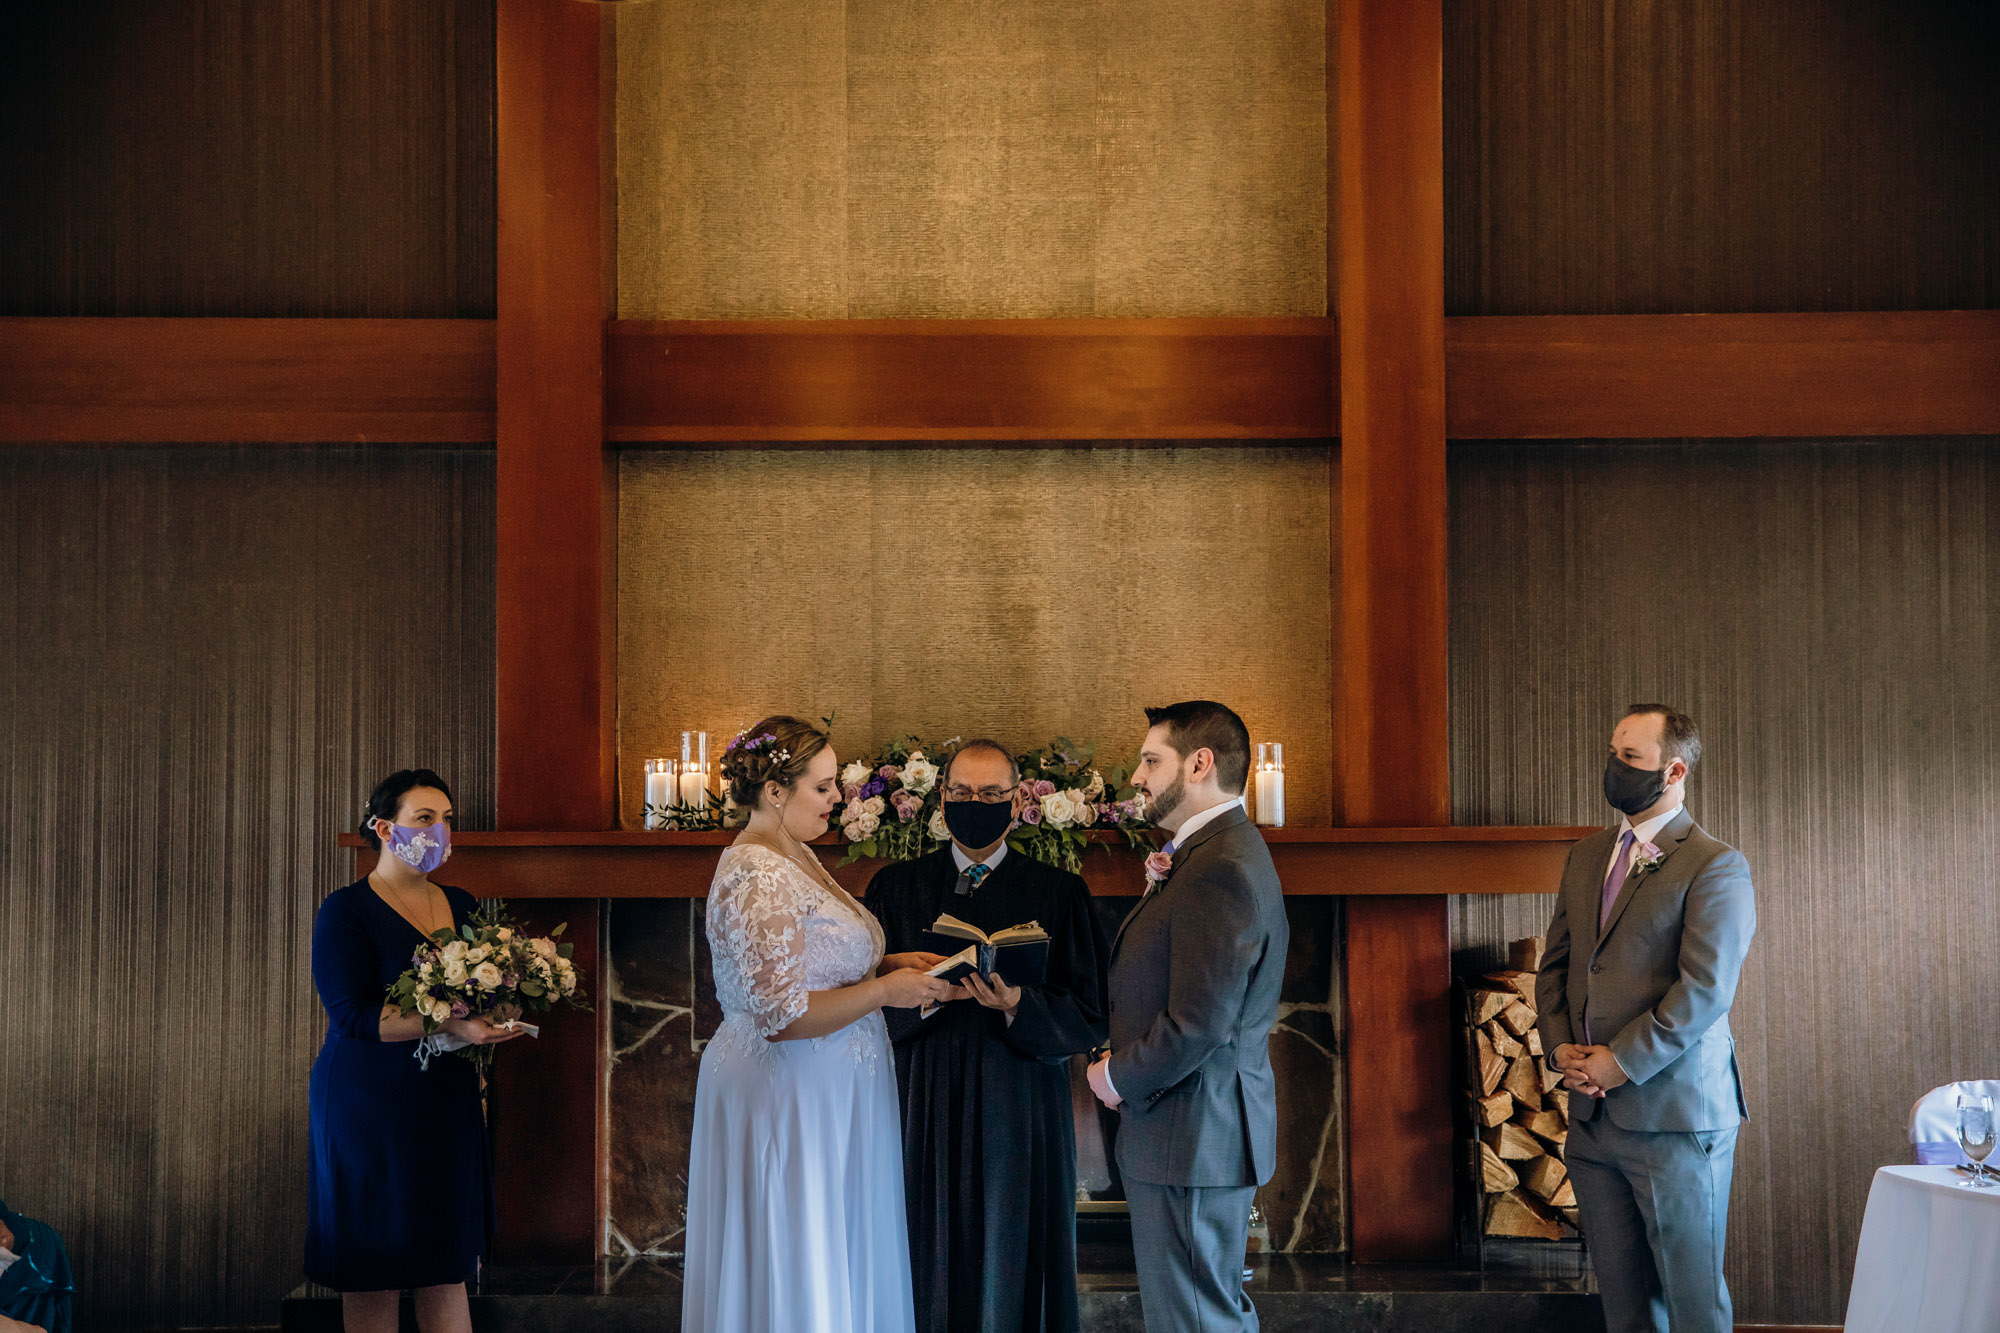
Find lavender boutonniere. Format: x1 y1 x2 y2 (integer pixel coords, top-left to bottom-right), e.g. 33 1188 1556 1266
1632 841 1665 875
1144 850 1174 889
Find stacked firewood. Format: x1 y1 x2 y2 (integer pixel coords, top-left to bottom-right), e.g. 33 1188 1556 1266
1467 937 1579 1240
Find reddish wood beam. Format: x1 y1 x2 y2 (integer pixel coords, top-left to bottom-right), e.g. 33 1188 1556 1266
607 317 1334 441
1335 0 1456 1263
1447 310 2000 439
344 825 1598 900
491 0 613 1267
0 317 494 443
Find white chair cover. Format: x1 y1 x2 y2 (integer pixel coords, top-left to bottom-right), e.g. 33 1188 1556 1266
1909 1080 2000 1166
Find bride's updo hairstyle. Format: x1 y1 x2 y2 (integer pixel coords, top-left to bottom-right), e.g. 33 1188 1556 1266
720 714 831 814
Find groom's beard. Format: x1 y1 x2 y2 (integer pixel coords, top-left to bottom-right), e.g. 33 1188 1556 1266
1147 774 1188 828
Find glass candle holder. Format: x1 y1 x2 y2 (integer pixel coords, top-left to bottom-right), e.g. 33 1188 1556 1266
678 731 710 811
643 758 675 830
1253 742 1286 827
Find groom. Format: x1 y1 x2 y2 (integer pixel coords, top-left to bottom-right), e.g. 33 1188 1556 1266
1088 701 1287 1332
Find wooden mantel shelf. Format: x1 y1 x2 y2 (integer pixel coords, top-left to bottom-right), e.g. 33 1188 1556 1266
338 825 1597 899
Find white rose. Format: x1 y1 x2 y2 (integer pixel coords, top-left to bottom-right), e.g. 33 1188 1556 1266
841 760 872 789
901 756 939 795
532 937 559 960
441 940 469 963
1041 790 1077 829
928 807 952 841
428 997 452 1023
467 944 491 964
443 959 468 986
418 961 438 984
1084 770 1105 800
496 927 515 943
861 795 887 818
850 811 880 839
473 961 503 990
1070 794 1097 828
557 961 577 996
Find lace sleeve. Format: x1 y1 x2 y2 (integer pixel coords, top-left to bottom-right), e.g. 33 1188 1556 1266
707 847 821 1039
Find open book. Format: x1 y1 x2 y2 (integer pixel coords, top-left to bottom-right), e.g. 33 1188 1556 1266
923 914 1051 986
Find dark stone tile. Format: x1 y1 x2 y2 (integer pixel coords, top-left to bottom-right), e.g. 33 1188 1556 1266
1261 1018 1342 1252
609 898 693 1006
606 1003 700 1253
1280 897 1337 1004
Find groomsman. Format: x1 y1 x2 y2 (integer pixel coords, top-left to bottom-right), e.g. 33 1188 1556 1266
1536 705 1757 1333
1088 701 1287 1333
867 739 1110 1333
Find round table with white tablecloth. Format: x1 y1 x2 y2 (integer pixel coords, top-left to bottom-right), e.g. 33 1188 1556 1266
1844 1165 2000 1333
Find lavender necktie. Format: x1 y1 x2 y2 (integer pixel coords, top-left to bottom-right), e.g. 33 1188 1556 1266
1599 829 1637 930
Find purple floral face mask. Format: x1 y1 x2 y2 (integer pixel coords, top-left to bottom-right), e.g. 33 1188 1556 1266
381 821 451 874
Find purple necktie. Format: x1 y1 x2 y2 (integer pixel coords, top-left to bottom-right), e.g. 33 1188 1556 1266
1599 829 1637 930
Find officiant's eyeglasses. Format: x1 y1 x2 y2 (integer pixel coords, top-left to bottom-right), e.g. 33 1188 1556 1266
943 783 1018 803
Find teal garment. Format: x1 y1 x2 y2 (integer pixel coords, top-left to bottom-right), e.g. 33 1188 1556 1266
0 1199 73 1333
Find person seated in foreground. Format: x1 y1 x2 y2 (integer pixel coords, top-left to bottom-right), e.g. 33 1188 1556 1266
0 1199 73 1333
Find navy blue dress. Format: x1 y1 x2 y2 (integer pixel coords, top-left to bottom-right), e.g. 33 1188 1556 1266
306 880 489 1291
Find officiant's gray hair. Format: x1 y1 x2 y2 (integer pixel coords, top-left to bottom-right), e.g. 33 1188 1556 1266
943 738 1019 786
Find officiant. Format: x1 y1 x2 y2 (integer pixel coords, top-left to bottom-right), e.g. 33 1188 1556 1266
866 738 1110 1333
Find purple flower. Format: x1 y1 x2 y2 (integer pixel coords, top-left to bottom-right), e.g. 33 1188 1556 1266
878 764 902 782
1033 779 1057 798
450 1000 471 1019
861 777 888 799
1021 802 1043 825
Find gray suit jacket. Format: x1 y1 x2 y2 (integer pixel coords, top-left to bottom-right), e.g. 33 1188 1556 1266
1535 808 1757 1133
1106 803 1288 1188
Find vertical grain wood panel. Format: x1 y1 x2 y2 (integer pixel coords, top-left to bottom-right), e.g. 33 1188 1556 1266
1335 0 1455 1262
1449 438 2000 1323
491 0 613 1265
1445 0 2000 315
0 1 495 317
0 446 494 1330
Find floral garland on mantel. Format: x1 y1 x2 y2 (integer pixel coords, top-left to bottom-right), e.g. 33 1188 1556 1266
832 735 1155 873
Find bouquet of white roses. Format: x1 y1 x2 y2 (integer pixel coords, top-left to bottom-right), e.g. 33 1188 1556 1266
387 904 587 1066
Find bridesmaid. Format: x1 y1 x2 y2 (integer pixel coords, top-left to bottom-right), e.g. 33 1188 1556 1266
306 769 523 1333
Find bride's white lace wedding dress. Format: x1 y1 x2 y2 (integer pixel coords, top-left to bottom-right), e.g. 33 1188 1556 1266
681 841 917 1333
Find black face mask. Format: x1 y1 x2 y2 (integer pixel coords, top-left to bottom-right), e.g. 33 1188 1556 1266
1602 754 1670 817
943 799 1014 850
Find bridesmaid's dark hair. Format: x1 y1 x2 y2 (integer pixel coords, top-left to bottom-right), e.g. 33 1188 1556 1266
360 768 455 850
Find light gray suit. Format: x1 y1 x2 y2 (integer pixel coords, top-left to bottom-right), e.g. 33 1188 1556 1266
1107 802 1288 1331
1536 807 1756 1333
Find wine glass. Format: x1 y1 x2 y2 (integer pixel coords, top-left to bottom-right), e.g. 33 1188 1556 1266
1957 1093 1995 1187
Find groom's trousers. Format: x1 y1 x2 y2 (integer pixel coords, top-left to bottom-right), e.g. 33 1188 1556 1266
1126 1180 1258 1332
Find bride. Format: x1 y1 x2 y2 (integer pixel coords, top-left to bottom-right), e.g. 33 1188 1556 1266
682 714 952 1332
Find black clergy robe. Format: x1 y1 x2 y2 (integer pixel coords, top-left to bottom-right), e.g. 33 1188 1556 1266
867 846 1110 1333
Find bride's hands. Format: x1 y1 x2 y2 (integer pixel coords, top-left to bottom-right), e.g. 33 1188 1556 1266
874 967 953 1010
881 951 947 975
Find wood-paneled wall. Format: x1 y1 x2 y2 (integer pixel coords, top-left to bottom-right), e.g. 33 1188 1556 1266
1445 0 2000 314
0 446 495 1330
0 1 495 317
1447 438 2000 1324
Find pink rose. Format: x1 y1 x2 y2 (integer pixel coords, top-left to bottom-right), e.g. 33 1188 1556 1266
891 790 921 821
879 764 902 782
1021 802 1043 825
1144 851 1174 885
1033 779 1057 798
843 783 864 803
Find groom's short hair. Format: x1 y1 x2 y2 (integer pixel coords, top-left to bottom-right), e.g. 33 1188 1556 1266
1143 701 1251 795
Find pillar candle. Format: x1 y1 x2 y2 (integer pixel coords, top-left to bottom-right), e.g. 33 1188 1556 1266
1255 768 1285 826
643 762 673 829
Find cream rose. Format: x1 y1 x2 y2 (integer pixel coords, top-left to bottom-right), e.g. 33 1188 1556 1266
841 760 873 789
441 939 469 963
473 961 503 991
849 811 880 839
467 944 491 964
861 795 887 818
901 756 939 795
496 926 515 943
556 959 577 995
532 937 559 960
443 959 468 986
928 807 952 841
1084 770 1105 800
1040 790 1078 829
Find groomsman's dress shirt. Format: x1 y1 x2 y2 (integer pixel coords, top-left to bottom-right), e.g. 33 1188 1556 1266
1102 796 1245 1104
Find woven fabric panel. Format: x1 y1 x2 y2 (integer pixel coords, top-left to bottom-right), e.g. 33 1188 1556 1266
0 446 495 1329
618 446 1335 823
615 0 1326 318
1448 439 2000 1323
